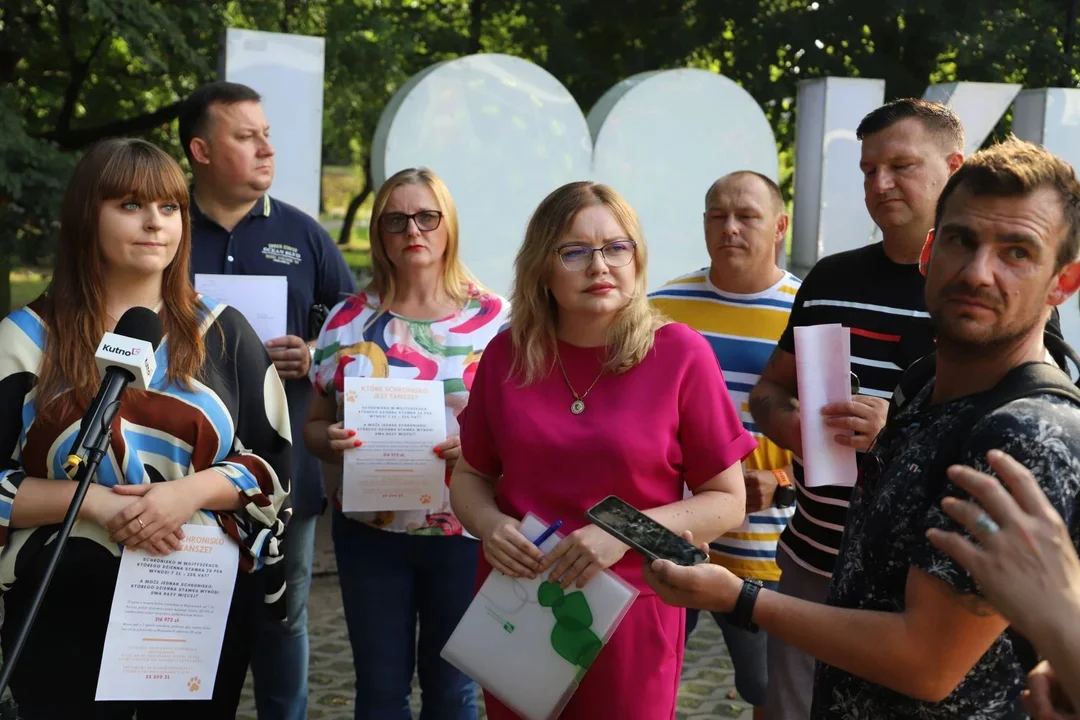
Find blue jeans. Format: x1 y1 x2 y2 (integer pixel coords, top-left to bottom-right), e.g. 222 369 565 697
685 579 780 707
332 512 479 720
250 511 317 720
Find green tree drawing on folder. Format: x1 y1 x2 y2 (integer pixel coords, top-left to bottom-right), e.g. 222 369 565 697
537 581 603 670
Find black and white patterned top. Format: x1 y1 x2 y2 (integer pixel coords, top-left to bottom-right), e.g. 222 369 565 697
776 242 935 577
0 297 292 616
811 381 1080 719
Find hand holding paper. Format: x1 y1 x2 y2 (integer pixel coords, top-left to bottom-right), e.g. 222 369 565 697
794 324 858 488
821 394 890 452
342 377 447 511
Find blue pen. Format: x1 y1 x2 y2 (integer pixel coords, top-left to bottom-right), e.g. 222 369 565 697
533 520 563 547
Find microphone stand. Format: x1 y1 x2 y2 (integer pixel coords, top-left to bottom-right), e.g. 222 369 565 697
0 424 112 699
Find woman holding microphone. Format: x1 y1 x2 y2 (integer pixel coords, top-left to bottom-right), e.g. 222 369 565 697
450 181 754 719
0 137 291 718
305 167 509 719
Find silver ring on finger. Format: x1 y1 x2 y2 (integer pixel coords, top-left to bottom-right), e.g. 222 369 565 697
974 512 1000 536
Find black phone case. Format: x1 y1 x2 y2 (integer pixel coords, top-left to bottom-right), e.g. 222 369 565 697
308 303 330 340
585 496 709 567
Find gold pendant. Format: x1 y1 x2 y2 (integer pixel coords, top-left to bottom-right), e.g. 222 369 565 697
571 399 585 414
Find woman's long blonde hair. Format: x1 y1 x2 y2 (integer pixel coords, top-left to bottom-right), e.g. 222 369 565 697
510 181 667 384
364 168 476 326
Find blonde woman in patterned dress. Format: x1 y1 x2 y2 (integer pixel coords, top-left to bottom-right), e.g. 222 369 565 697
304 168 508 720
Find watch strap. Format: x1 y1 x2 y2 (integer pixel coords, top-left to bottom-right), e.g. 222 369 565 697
726 578 763 633
771 468 796 508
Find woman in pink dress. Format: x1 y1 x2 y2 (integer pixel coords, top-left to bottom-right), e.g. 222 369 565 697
450 181 756 719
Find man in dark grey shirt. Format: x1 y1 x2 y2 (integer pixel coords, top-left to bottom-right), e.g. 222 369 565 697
646 136 1080 719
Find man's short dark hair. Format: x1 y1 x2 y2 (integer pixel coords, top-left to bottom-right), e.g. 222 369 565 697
706 171 785 212
934 135 1080 271
177 81 262 164
856 98 965 154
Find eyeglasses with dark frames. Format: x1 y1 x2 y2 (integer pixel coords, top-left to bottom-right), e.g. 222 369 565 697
380 210 443 234
554 240 637 271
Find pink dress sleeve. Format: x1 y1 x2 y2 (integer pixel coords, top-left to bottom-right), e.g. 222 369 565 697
459 331 508 478
675 326 758 489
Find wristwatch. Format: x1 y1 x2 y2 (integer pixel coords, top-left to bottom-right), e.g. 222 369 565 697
724 578 764 633
772 468 795 508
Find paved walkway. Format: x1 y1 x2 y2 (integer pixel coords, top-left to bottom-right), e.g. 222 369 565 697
236 514 753 719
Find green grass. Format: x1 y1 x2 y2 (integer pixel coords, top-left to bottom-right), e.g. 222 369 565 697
11 271 49 312
334 221 371 278
333 223 370 252
322 165 370 217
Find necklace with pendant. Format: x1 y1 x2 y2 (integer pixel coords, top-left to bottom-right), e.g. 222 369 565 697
555 349 604 415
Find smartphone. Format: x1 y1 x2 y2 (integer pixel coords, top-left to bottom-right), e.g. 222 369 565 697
585 495 709 566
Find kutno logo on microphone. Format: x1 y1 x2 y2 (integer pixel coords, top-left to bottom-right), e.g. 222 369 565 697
102 343 142 357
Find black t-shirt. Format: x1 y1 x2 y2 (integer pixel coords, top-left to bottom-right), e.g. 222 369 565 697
811 385 1080 719
776 242 935 576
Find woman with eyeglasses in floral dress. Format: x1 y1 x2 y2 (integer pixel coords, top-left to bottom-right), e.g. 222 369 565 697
305 168 509 720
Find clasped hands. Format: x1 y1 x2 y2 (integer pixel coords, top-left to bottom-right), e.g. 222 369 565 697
83 481 199 556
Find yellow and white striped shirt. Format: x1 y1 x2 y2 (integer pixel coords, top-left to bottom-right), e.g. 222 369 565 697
650 268 801 581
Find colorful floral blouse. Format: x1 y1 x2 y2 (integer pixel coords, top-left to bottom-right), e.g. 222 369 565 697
311 286 509 536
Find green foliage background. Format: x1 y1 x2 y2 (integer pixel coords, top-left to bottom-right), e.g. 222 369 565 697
3 0 1079 308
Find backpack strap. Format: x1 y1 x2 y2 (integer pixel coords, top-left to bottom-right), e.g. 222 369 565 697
946 359 1080 674
888 352 938 423
1046 329 1080 381
969 360 1080 415
882 352 1080 675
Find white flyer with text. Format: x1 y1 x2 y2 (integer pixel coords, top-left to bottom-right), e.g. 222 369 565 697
95 524 239 701
343 377 447 511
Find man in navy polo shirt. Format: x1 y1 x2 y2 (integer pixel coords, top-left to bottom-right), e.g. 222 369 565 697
179 81 356 720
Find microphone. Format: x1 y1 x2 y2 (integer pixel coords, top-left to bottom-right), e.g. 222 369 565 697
64 307 162 477
0 306 163 699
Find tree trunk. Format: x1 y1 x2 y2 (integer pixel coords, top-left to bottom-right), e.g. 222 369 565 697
339 156 373 246
469 0 484 54
282 0 294 33
0 256 12 314
38 100 186 150
1064 0 1080 86
1067 0 1080 51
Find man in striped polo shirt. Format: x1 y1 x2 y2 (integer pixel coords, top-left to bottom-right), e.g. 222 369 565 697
748 99 964 719
650 171 800 719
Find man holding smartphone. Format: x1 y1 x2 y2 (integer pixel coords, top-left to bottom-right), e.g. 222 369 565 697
646 137 1080 719
650 171 799 719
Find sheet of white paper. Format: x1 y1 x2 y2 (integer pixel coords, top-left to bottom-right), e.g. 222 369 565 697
795 324 858 488
95 525 239 701
441 514 639 720
342 377 448 511
194 274 288 344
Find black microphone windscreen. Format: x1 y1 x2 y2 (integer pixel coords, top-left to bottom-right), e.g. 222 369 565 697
113 307 164 350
